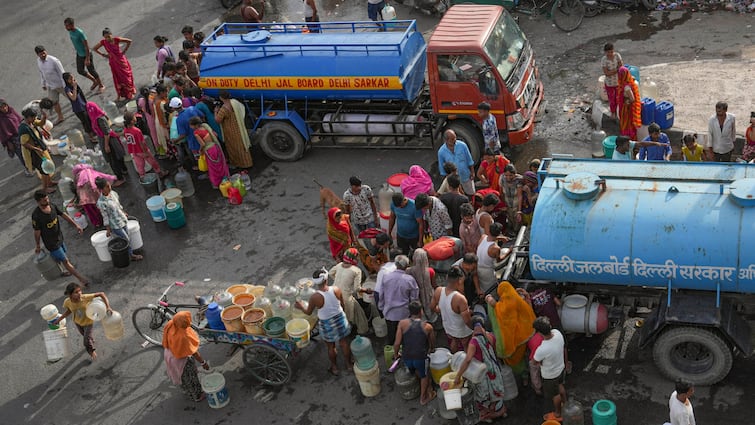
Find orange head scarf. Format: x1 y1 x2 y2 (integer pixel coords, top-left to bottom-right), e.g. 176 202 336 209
162 311 199 359
491 281 536 366
618 66 642 130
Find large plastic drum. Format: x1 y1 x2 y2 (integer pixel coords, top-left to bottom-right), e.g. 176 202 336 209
146 195 166 222
559 294 609 334
127 219 143 249
387 173 409 193
90 230 112 262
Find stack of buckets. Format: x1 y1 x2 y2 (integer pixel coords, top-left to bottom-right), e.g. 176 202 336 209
40 304 69 362
351 335 380 397
146 189 185 229
90 218 143 264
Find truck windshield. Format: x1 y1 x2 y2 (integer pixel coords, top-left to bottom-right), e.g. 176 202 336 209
483 11 527 83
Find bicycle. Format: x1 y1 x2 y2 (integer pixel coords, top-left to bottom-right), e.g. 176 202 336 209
514 0 586 32
132 281 205 346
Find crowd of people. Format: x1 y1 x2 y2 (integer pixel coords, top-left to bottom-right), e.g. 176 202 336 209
601 42 755 162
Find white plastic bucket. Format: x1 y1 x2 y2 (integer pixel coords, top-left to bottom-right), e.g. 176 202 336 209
201 372 230 409
127 219 143 249
354 363 381 397
90 230 112 262
40 304 59 321
372 317 387 338
285 318 311 348
43 328 69 362
146 195 166 222
161 188 183 207
444 388 462 410
46 139 61 156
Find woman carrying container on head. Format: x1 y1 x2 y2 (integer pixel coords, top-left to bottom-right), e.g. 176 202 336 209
163 311 210 402
52 282 112 361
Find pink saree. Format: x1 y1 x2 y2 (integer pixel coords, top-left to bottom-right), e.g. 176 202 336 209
102 37 136 100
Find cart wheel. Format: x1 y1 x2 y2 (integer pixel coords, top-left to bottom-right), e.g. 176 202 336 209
243 344 292 386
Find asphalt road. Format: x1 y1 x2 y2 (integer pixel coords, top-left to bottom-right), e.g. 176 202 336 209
0 1 753 424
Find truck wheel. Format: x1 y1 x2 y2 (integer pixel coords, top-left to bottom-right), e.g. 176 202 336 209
445 121 483 164
652 327 732 386
641 0 658 10
258 121 305 162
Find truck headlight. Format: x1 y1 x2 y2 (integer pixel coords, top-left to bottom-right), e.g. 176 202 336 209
507 112 526 131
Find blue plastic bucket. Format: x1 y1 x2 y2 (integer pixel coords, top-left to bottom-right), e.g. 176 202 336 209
201 372 230 409
146 196 166 222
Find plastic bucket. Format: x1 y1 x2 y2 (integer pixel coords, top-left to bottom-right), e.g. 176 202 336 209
592 399 617 425
372 317 387 337
146 195 166 222
226 284 249 296
108 237 130 268
444 388 462 410
165 202 186 229
43 328 69 362
161 188 183 207
353 363 381 397
140 172 159 195
232 293 256 310
40 304 59 321
221 305 244 332
242 308 266 335
285 318 311 348
127 219 144 250
201 372 230 409
34 251 61 281
602 136 617 159
90 230 112 262
263 317 286 338
387 173 409 193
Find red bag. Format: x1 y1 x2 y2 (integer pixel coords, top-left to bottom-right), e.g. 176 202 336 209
424 236 457 261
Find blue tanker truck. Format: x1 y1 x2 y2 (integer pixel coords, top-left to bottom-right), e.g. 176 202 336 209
500 157 754 385
198 5 544 162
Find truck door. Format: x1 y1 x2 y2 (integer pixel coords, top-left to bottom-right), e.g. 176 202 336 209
433 54 505 121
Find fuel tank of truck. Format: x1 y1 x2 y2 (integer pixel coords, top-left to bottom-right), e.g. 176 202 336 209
198 21 427 102
529 159 755 293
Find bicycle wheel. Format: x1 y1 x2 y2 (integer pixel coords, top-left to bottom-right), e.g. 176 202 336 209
551 0 585 32
243 344 292 386
132 306 170 346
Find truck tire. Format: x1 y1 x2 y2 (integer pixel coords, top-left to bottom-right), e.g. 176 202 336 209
445 121 483 164
258 121 306 162
641 0 658 10
652 327 732 386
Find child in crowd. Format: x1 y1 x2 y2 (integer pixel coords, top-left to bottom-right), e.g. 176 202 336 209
743 112 755 162
681 134 704 162
436 161 458 195
122 111 166 178
529 158 541 174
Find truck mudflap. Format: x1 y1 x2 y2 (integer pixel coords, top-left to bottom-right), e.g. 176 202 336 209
638 292 752 356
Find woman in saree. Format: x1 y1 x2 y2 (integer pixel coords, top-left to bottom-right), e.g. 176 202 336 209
476 147 510 192
162 311 210 402
214 90 253 169
326 207 354 262
486 280 535 368
407 248 437 324
86 101 126 185
617 66 641 140
454 316 508 421
19 108 56 192
189 116 229 188
93 28 136 101
400 165 435 200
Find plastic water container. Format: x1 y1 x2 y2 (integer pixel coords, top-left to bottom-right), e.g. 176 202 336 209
146 195 166 222
592 399 617 425
430 348 453 384
161 188 183 207
127 219 143 250
383 345 395 369
240 171 252 191
602 136 617 159
372 317 387 337
206 302 226 330
654 101 674 129
500 363 519 401
351 335 377 371
174 167 195 197
559 294 609 334
165 202 186 229
40 304 59 322
243 308 266 335
271 298 292 321
140 172 159 195
221 305 244 332
354 362 381 397
85 298 107 321
219 179 232 197
69 129 86 148
394 365 420 400
108 237 130 268
387 173 409 193
34 251 61 281
625 64 640 84
102 310 124 340
563 399 585 425
641 98 656 125
73 212 88 230
43 328 69 362
201 372 230 409
450 351 487 384
285 318 311 348
90 230 112 262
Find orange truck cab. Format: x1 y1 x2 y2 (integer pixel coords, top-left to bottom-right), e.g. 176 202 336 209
428 5 544 158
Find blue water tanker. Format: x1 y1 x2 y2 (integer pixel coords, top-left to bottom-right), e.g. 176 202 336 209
530 159 755 294
198 21 427 102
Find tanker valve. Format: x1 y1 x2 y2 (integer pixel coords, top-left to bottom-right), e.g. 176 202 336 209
595 179 606 192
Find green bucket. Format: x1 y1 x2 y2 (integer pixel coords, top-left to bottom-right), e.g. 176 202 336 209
263 317 286 337
602 136 617 159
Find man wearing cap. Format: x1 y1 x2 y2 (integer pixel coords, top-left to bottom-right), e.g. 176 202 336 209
378 255 419 344
389 192 424 254
329 248 370 335
34 46 67 125
431 265 473 353
414 193 452 241
343 176 378 234
296 268 353 375
438 129 476 196
170 97 204 165
478 102 501 153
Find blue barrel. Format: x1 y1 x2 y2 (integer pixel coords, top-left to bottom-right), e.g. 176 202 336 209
165 202 186 229
641 97 655 125
592 399 617 425
654 101 674 129
625 65 640 84
205 302 226 330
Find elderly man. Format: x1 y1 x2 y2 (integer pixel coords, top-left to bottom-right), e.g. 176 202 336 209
378 255 419 344
706 101 737 162
296 269 353 375
438 129 476 196
34 46 66 125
